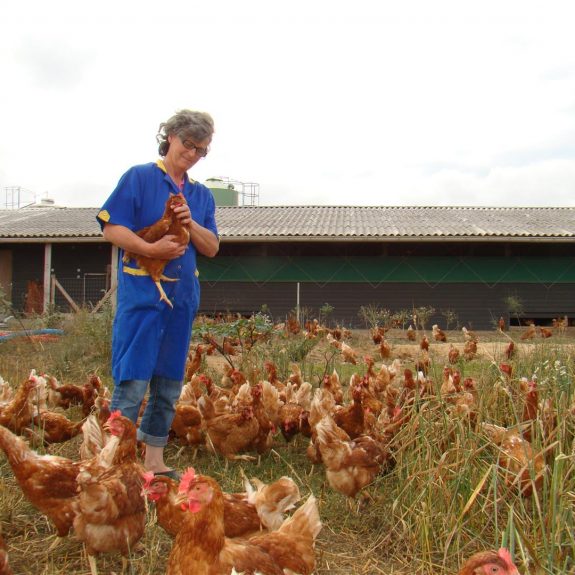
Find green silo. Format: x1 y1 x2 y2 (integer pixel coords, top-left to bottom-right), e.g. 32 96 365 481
205 178 239 206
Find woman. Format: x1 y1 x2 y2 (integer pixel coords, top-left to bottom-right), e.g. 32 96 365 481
97 109 219 479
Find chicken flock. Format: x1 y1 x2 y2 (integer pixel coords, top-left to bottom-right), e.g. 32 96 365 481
0 319 566 573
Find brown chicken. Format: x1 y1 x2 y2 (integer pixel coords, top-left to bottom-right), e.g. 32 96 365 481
73 412 146 575
198 395 259 460
504 341 515 360
371 326 386 344
243 494 322 575
184 345 204 381
122 192 190 307
249 383 275 453
166 469 320 575
499 363 513 380
379 338 392 359
333 382 367 439
322 369 344 405
448 344 460 364
539 326 553 338
417 335 428 352
277 382 312 443
461 326 477 342
498 316 506 331
458 547 520 575
166 471 284 575
142 473 300 538
0 410 123 538
286 314 301 335
406 325 416 341
0 375 39 434
170 399 203 446
463 339 478 361
245 476 301 531
481 422 546 497
340 340 358 365
315 415 388 499
30 408 84 444
432 324 447 342
79 396 112 460
520 323 536 340
47 374 103 416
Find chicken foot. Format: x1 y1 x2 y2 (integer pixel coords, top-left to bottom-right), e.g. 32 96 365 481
153 276 180 308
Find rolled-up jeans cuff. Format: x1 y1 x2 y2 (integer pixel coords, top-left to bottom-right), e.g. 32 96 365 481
137 429 169 447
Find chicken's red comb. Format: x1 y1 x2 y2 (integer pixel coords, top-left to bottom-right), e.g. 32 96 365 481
108 410 122 421
178 468 197 493
497 548 515 568
141 471 155 487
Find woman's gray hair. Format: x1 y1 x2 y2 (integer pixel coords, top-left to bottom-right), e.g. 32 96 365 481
156 109 215 156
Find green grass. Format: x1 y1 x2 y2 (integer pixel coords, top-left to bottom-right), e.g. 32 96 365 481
0 314 574 574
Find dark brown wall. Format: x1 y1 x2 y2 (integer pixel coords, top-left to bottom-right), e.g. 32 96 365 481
199 281 575 329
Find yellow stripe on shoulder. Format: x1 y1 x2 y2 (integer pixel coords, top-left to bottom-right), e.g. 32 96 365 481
97 210 110 222
195 268 199 277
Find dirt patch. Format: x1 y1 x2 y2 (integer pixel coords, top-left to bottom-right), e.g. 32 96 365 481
199 326 575 377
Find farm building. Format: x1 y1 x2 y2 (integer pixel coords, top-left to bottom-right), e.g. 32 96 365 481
0 202 574 329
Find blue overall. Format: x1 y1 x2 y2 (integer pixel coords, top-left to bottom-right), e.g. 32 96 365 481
97 160 218 445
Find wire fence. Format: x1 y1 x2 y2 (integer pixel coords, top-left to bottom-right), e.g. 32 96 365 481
8 275 109 314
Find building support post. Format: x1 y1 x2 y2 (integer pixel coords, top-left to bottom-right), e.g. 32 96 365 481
296 282 300 323
42 243 52 313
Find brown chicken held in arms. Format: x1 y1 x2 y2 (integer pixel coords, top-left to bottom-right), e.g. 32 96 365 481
458 547 520 575
73 412 146 575
122 192 190 307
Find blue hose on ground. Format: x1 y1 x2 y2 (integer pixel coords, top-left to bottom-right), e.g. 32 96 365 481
0 329 64 341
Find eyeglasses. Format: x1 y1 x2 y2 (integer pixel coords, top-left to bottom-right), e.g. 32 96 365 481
180 137 209 157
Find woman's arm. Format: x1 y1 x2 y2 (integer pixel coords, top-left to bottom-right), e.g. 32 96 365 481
103 223 188 259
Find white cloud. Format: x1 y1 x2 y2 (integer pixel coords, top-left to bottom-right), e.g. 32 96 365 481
1 0 575 208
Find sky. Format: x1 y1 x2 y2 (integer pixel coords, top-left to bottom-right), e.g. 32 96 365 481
1 0 575 209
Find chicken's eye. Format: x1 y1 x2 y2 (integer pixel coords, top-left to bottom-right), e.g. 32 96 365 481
489 568 500 574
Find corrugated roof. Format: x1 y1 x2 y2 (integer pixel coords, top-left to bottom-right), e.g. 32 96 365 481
0 205 574 242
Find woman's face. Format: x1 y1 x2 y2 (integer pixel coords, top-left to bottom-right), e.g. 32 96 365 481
166 133 211 172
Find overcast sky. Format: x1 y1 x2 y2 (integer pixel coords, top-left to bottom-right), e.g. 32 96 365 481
1 0 574 209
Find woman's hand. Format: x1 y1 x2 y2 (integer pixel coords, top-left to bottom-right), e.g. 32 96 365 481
150 234 188 259
173 202 193 230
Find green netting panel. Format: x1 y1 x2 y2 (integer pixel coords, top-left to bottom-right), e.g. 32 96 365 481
197 256 575 285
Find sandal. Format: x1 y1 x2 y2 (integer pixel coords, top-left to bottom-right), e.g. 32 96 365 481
154 469 181 481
